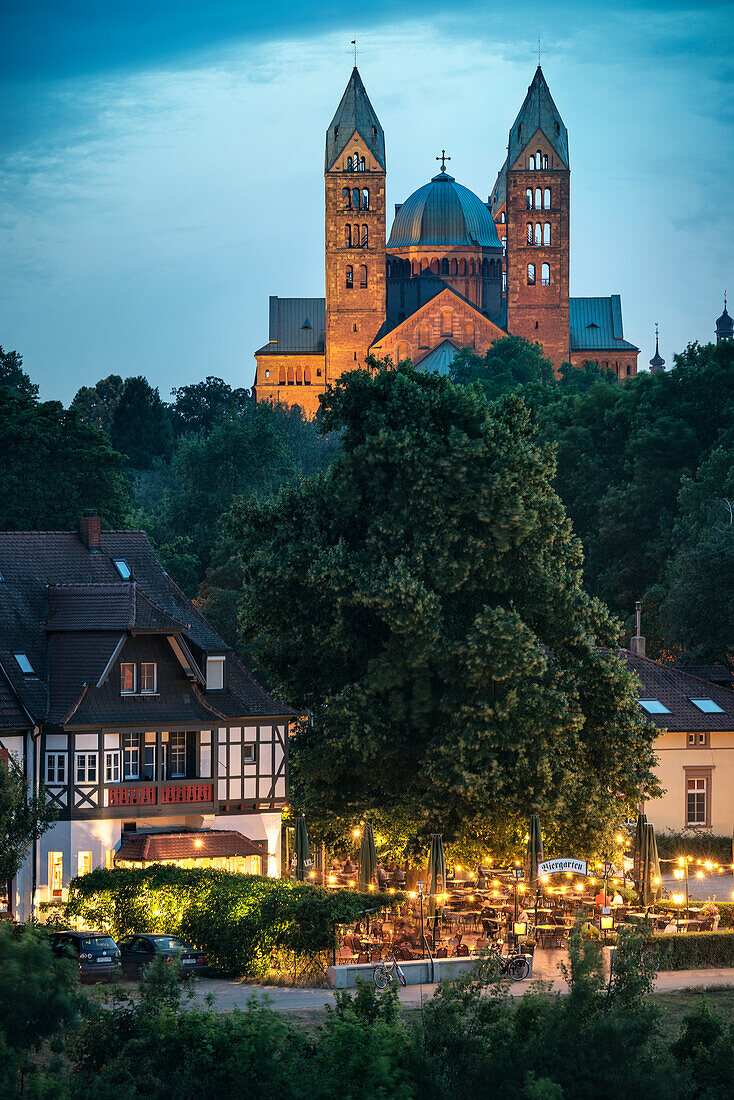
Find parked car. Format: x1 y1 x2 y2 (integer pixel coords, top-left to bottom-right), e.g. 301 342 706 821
117 934 208 979
51 930 121 982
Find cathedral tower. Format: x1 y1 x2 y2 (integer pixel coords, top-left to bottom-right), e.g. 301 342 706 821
324 69 387 384
504 67 570 368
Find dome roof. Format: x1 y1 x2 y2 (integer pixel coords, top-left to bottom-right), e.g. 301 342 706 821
716 305 733 335
388 171 501 249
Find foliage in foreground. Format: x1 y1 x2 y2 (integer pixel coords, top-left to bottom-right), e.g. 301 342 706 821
50 866 399 977
231 362 660 859
4 923 734 1099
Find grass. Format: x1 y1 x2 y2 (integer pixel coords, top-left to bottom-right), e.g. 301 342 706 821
650 986 734 1036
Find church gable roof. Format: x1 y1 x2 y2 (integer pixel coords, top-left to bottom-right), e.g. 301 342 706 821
372 286 507 351
325 68 385 172
570 296 639 352
490 159 507 215
256 297 326 355
508 67 569 168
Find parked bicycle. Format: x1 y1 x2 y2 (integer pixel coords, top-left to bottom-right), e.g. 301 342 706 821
476 944 530 982
372 952 407 989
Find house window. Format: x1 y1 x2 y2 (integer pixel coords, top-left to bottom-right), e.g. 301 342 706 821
243 743 256 764
49 852 63 897
105 750 121 783
534 223 542 245
527 264 535 286
352 188 360 210
440 310 453 336
359 264 368 288
123 733 139 780
140 663 157 694
541 263 550 286
143 736 156 781
45 752 67 785
75 752 98 784
120 662 136 694
528 155 535 170
342 187 351 209
639 699 670 714
543 223 551 245
527 222 533 245
362 188 369 210
690 698 723 713
346 265 353 289
169 732 186 778
543 188 551 209
113 559 131 579
686 776 708 826
206 656 225 690
77 851 92 876
526 188 532 209
361 224 368 248
534 188 542 209
14 653 34 674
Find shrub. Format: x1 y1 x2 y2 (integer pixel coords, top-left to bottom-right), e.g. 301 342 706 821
650 931 734 970
655 830 733 865
49 866 400 977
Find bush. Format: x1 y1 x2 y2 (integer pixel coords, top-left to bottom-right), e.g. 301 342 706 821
650 931 734 970
49 866 400 977
655 830 733 865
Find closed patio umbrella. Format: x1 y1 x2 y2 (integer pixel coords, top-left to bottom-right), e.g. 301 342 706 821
526 814 544 891
294 816 311 882
426 833 446 919
633 812 647 895
358 823 377 892
640 821 661 907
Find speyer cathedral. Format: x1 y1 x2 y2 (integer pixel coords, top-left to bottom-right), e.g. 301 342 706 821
253 66 640 416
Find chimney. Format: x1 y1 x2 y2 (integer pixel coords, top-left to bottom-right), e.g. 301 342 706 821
630 599 646 657
79 514 102 552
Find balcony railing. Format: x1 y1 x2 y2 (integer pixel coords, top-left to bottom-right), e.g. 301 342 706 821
161 783 214 804
107 781 214 808
108 785 157 807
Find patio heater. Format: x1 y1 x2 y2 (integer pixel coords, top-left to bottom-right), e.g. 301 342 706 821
512 867 523 950
602 861 613 908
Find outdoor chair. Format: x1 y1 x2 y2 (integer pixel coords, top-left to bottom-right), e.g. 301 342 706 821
370 946 382 962
435 946 448 958
455 944 470 957
551 928 566 949
356 952 370 964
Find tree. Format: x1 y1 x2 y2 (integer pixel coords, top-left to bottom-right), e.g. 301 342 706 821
170 376 251 436
110 376 174 468
557 359 617 393
229 363 659 857
70 375 125 433
0 755 56 889
0 346 38 401
0 387 129 529
450 334 555 400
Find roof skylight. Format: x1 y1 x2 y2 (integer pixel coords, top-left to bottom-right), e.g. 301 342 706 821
639 698 670 714
14 653 34 675
690 698 724 714
113 559 131 580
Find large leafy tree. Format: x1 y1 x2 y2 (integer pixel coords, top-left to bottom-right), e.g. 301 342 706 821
111 376 174 468
0 346 38 401
450 334 555 400
71 374 125 433
0 386 128 529
230 363 658 858
0 755 56 887
170 376 251 436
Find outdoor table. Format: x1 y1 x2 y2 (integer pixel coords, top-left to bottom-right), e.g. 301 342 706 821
673 919 701 929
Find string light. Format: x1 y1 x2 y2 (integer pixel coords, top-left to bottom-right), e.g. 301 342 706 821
389 887 395 894
352 828 360 839
368 884 375 892
309 871 316 879
348 880 355 888
328 875 335 884
541 874 549 883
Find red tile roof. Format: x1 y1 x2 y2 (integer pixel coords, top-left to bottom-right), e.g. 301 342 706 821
115 829 266 864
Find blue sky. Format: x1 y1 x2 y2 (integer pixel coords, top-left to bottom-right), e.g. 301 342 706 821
1 1 733 402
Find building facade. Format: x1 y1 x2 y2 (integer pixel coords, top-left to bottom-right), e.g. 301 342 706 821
0 517 293 921
254 65 639 416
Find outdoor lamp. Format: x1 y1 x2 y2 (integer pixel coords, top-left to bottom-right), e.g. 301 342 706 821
575 883 583 892
368 884 375 892
705 861 713 870
309 871 316 879
513 921 527 937
674 868 684 881
389 887 395 894
696 871 704 880
541 874 549 883
672 893 684 905
352 828 360 838
328 875 335 884
408 891 417 900
195 839 202 848
348 881 355 888
600 914 614 931
615 835 623 845
512 867 523 881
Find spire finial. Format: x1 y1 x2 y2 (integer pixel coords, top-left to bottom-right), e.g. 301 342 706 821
351 39 357 67
725 290 728 311
538 37 542 66
436 149 451 172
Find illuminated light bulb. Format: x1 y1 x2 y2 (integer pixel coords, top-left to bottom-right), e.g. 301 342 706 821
674 869 684 881
678 857 685 866
653 877 660 885
469 895 474 901
309 871 316 879
615 835 623 844
352 829 360 839
541 875 549 883
492 890 499 897
696 871 704 880
492 880 499 886
514 861 520 867
524 834 530 842
519 885 526 893
348 880 355 888
409 891 416 900
575 883 583 892
705 861 713 870
389 887 395 894
672 893 684 905
565 872 572 879
328 875 335 884
590 878 596 885
195 839 203 848
613 879 619 885
456 865 462 872
368 884 375 892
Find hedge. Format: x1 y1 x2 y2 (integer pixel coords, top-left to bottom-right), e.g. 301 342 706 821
655 831 733 864
44 866 401 977
650 930 734 970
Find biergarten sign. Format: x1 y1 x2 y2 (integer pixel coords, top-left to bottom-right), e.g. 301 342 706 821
538 858 589 876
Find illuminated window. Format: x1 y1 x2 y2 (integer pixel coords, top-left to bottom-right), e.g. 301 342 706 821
526 188 532 209
49 852 63 897
361 224 368 247
528 155 535 170
362 188 369 210
544 188 551 209
534 188 542 209
77 851 92 876
120 662 136 694
527 223 533 245
541 263 550 286
527 264 536 286
543 223 551 245
346 265 354 290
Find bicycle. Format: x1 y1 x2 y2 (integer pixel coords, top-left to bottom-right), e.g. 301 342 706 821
372 952 407 989
476 944 530 982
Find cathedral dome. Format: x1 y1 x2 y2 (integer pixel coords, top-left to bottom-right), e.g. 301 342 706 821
388 171 502 249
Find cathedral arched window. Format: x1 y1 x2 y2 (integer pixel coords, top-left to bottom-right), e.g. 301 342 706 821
482 258 489 277
278 367 285 384
352 188 360 210
460 259 467 275
527 264 536 286
451 259 458 275
528 155 535 170
543 222 551 245
534 223 542 245
345 225 352 248
534 188 542 209
470 260 476 275
465 325 475 348
362 188 369 210
287 365 295 384
412 261 418 276
304 365 312 385
387 260 392 277
397 343 410 363
537 149 542 167
527 223 533 244
542 154 548 169
543 188 551 209
441 257 449 275
440 309 453 336
430 258 439 275
418 326 429 349
295 366 302 386
362 224 368 247
342 188 352 209
359 264 368 288
541 263 550 286
500 211 506 223
346 264 354 289
526 188 533 210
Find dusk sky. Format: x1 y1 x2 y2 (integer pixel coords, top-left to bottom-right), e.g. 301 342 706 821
2 1 733 403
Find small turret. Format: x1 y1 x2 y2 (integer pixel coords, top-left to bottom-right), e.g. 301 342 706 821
649 323 665 373
716 293 734 343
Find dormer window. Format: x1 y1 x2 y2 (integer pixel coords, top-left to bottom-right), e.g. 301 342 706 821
113 559 131 580
639 699 670 714
690 698 724 713
120 662 136 694
14 652 34 675
140 663 157 694
206 655 225 691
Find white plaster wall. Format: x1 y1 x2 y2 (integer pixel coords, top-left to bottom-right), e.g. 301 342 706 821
212 811 283 875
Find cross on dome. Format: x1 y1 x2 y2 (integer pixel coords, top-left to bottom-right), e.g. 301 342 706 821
436 150 451 172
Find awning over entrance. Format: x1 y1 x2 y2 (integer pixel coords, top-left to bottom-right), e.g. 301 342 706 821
115 829 266 871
